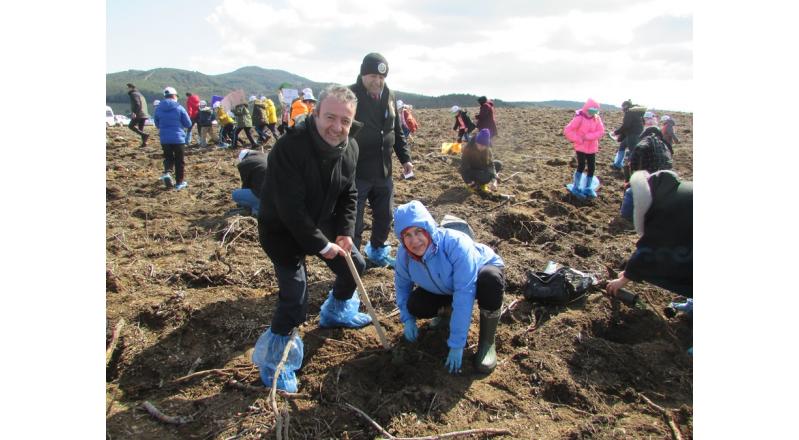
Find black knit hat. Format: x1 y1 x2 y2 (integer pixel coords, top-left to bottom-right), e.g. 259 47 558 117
360 52 389 76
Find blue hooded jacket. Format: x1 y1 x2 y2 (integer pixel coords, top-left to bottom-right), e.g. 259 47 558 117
153 98 192 144
394 200 504 349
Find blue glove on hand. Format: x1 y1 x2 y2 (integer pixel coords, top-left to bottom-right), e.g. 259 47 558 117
403 319 418 342
669 298 693 317
445 347 463 373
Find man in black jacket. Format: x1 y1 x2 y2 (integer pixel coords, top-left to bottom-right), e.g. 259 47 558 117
126 83 150 147
349 52 413 268
232 149 267 216
252 85 372 393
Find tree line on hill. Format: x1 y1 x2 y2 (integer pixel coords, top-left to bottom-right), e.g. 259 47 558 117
106 66 612 116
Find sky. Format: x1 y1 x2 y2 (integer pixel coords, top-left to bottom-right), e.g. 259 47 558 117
107 0 693 111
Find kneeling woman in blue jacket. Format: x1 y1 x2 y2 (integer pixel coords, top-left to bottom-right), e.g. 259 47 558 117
394 200 505 374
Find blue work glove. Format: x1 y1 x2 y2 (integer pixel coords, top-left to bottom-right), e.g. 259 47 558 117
669 298 693 317
444 347 464 373
403 319 418 342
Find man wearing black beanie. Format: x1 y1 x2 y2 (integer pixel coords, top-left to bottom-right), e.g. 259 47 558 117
350 52 413 268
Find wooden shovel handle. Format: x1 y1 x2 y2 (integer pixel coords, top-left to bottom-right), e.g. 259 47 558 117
343 252 391 349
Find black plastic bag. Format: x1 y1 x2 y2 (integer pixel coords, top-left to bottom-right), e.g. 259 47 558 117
523 267 595 305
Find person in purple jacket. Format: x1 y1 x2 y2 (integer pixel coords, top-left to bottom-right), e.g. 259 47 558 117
153 86 192 190
394 200 505 374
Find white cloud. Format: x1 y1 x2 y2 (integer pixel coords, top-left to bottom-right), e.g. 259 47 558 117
190 0 694 110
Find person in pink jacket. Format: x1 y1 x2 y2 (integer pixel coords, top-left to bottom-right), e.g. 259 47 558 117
563 98 605 198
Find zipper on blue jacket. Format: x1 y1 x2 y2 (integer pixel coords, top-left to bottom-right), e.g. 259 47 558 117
420 259 448 294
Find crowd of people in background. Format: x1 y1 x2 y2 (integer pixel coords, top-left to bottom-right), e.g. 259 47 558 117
116 53 692 393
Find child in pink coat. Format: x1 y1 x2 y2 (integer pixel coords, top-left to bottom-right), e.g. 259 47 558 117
563 98 605 197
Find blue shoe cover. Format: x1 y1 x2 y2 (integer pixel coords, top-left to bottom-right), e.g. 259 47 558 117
582 187 597 198
612 151 624 169
567 172 585 197
365 242 396 268
572 172 583 190
319 290 372 328
668 298 693 317
251 329 304 393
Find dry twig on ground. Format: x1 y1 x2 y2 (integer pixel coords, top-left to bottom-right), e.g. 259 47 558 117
141 401 192 425
343 401 512 439
639 393 683 440
106 318 126 367
271 328 300 440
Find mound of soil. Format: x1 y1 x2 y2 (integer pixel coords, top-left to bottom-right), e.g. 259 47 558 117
106 106 693 439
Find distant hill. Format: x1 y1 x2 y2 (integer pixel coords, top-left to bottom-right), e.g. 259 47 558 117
106 66 615 115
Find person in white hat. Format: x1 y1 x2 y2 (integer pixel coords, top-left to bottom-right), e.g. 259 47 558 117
659 114 680 147
213 101 235 148
289 89 316 128
153 86 192 190
450 105 476 142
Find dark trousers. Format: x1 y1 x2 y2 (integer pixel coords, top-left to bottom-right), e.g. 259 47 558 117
128 117 146 136
221 124 234 142
353 176 394 250
407 265 505 317
254 123 270 142
233 127 257 148
162 143 186 183
267 123 279 138
270 248 367 335
576 152 596 177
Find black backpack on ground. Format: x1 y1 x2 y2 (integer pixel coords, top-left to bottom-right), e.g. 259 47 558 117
523 267 595 305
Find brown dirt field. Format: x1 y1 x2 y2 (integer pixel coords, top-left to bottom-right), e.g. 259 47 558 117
106 106 693 439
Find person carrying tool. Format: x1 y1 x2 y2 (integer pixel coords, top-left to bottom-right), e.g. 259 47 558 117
393 200 506 374
251 85 372 393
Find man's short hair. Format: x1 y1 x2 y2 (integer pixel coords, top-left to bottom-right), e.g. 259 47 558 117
316 84 358 110
127 83 135 88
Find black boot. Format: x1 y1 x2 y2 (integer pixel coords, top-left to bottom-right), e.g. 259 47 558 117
474 308 500 373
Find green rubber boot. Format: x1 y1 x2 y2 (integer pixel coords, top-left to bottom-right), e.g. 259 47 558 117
474 308 500 373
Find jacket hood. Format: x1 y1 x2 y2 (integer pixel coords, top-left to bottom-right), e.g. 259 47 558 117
630 170 681 236
394 200 439 245
158 99 181 112
640 126 664 141
580 98 600 114
627 105 647 115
